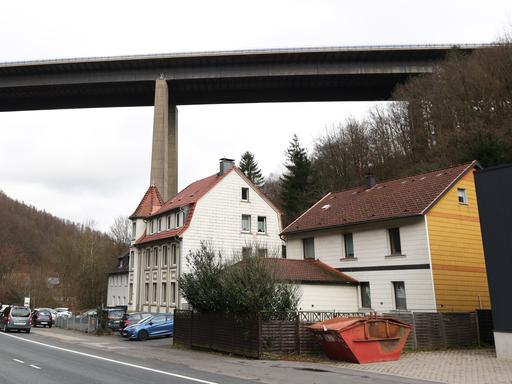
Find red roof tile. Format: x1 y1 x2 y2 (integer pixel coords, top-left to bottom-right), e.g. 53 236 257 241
129 185 163 219
259 258 358 284
282 161 479 235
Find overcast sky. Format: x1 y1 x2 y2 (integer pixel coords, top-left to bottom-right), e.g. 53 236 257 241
0 0 511 231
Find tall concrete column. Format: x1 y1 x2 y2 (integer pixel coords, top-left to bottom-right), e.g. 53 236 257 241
150 79 178 201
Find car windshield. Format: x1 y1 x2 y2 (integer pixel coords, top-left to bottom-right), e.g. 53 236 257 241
38 310 51 316
137 315 154 324
12 307 30 317
108 310 124 319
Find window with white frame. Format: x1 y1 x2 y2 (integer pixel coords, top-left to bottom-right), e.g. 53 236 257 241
152 283 157 302
144 283 149 303
153 247 158 267
241 215 251 232
145 249 150 268
360 282 371 308
158 217 162 232
171 282 176 304
150 220 155 234
129 251 134 269
241 187 249 201
167 215 171 229
242 247 252 259
129 283 133 304
132 222 136 240
257 247 268 257
171 244 177 266
457 188 467 204
257 216 267 233
344 233 354 258
176 211 184 227
161 282 167 304
393 281 407 310
162 246 168 266
303 238 315 259
388 228 402 255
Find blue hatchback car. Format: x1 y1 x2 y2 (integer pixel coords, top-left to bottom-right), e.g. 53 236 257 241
123 313 173 341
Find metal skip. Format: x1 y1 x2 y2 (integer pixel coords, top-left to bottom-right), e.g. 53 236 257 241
308 315 412 363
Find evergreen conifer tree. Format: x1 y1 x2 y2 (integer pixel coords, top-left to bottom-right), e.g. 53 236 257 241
238 151 265 187
280 134 318 224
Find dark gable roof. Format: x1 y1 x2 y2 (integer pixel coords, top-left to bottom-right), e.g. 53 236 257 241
282 161 478 236
108 252 130 275
258 258 358 284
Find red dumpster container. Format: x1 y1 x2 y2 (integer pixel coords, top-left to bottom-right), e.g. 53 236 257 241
308 316 411 363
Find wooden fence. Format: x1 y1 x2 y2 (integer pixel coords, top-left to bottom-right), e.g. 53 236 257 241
174 310 484 358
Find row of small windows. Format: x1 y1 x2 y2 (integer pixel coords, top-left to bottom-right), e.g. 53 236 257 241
144 282 177 305
241 246 268 258
149 211 185 235
302 228 403 260
110 275 127 287
359 281 407 310
144 244 179 269
241 215 267 233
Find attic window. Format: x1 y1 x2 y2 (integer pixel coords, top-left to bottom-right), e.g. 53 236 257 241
321 204 331 210
241 187 249 201
457 188 467 204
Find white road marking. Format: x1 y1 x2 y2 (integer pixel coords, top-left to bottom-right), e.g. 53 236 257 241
13 359 25 364
29 364 41 370
0 333 218 384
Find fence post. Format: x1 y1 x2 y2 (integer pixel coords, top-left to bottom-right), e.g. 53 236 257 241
439 312 447 348
474 311 481 347
295 313 301 355
258 313 262 359
412 312 419 349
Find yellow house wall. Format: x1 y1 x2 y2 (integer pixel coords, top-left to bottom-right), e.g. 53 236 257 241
427 169 491 311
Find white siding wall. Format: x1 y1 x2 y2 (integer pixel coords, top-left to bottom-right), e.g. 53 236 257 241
106 274 129 307
181 170 283 274
297 284 358 312
286 217 436 312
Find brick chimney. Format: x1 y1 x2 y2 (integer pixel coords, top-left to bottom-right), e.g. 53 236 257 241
219 158 235 175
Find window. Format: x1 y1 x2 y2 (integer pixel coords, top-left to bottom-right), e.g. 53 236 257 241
129 283 133 304
344 233 354 258
388 228 402 255
281 245 287 259
144 283 149 303
161 282 167 304
158 218 162 232
303 238 315 259
457 188 467 204
162 246 168 266
145 249 150 268
176 211 184 227
171 282 176 304
166 215 171 229
129 251 134 269
360 282 371 308
393 281 407 310
152 283 157 302
132 222 136 240
257 247 268 257
241 187 249 201
242 247 252 259
171 244 177 266
150 220 155 234
241 214 251 232
153 247 159 267
257 216 267 233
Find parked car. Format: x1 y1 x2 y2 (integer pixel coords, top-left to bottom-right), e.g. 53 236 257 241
112 312 152 334
0 306 32 333
31 309 53 328
122 313 174 341
54 307 72 319
35 308 56 325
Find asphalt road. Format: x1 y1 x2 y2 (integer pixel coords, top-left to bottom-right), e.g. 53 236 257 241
0 329 436 384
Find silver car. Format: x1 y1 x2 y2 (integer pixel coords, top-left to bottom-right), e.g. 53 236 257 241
0 306 32 333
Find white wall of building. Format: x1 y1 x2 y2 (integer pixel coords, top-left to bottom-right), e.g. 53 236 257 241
285 217 437 312
297 284 358 312
106 273 129 307
181 169 283 273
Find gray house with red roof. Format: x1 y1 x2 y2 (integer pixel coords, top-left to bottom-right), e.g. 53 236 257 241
281 161 491 313
127 159 283 313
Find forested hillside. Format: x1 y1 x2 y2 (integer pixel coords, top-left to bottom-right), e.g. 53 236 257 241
0 191 120 309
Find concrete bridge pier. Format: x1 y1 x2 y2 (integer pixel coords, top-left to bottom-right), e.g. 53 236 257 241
150 79 178 202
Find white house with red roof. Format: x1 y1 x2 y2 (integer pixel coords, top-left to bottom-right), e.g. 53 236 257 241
281 161 491 314
127 158 284 313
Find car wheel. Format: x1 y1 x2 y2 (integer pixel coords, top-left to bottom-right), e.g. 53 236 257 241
25 329 30 334
17 329 21 333
138 330 149 341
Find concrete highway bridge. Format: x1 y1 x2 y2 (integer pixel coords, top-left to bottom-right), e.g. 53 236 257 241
0 45 484 200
